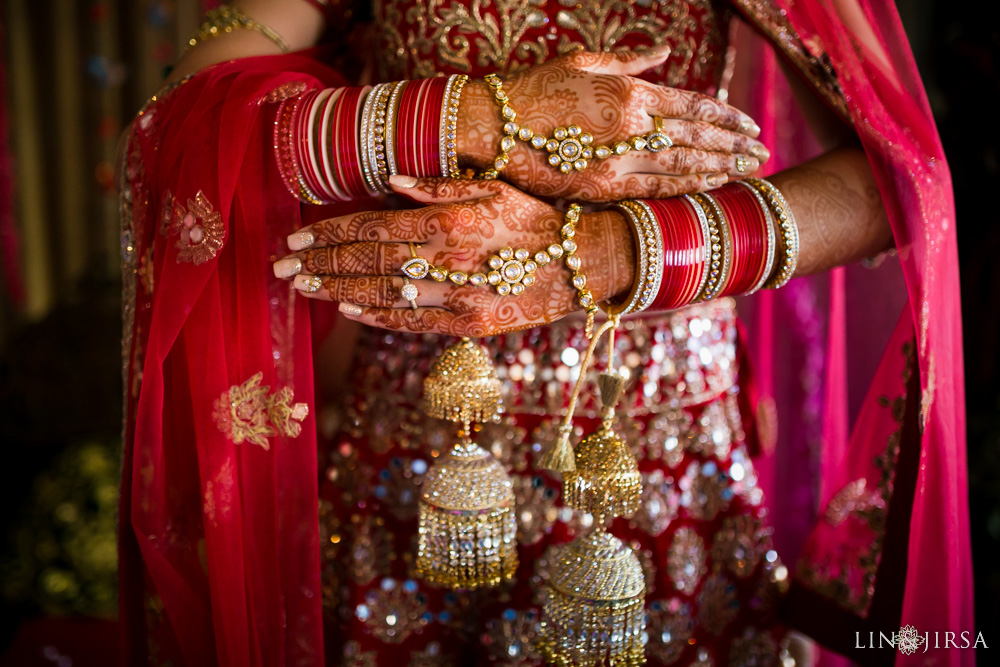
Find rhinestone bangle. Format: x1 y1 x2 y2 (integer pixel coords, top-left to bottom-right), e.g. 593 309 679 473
745 177 800 289
605 200 663 316
442 74 468 178
689 193 732 302
737 181 777 295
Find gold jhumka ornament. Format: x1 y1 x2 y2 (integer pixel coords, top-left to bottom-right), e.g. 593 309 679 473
563 353 642 516
416 338 518 589
538 318 647 664
538 525 646 665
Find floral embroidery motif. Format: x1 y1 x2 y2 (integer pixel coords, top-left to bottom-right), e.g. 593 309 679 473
481 608 541 662
354 578 430 643
645 598 694 664
212 372 308 450
163 191 225 265
374 0 725 95
823 478 886 527
797 339 916 614
711 515 766 579
698 572 739 636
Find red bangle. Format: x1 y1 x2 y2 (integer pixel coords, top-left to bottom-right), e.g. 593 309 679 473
395 79 447 178
301 90 333 201
331 86 368 198
318 88 348 200
643 198 708 311
714 185 767 296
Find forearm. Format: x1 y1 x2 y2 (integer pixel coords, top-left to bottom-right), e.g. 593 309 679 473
769 146 893 276
590 144 894 307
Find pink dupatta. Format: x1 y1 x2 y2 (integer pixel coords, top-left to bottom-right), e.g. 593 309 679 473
731 0 973 662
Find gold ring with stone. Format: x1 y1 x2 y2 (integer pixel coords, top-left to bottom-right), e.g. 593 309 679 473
401 242 430 280
401 277 419 309
645 116 673 152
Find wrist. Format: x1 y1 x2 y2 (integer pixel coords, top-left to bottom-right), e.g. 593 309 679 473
455 80 502 171
575 210 636 304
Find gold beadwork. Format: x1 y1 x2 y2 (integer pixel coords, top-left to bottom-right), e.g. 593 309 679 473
187 5 289 53
561 204 597 337
483 74 674 175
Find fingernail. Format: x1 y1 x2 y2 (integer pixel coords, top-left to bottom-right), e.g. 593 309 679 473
734 155 758 174
749 144 770 161
706 173 728 188
339 303 363 317
389 175 418 189
739 119 761 137
288 229 315 251
648 44 672 57
294 274 322 293
273 257 303 279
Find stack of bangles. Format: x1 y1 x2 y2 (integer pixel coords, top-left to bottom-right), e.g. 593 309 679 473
273 74 469 203
272 71 690 204
604 177 799 316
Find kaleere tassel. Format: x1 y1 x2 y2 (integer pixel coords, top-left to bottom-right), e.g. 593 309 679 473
538 317 647 664
562 368 642 518
416 338 518 589
538 522 646 666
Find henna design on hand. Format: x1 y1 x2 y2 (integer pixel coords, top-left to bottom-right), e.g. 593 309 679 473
295 179 631 336
454 52 765 203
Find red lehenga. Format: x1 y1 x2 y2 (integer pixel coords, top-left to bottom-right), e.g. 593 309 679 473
119 1 973 666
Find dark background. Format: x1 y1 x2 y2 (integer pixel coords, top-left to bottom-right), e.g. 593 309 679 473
0 0 997 663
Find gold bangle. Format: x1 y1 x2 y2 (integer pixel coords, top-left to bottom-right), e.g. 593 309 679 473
187 5 289 53
745 177 800 289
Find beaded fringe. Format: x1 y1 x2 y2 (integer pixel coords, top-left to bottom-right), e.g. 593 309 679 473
415 502 517 589
538 590 645 666
563 469 642 518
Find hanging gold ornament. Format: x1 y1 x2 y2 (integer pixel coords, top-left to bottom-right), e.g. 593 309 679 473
563 370 642 518
423 337 503 424
538 525 646 665
417 338 518 589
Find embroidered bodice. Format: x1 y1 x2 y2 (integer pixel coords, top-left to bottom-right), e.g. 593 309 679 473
371 0 730 95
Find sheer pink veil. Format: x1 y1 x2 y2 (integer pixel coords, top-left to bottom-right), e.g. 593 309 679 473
733 0 972 662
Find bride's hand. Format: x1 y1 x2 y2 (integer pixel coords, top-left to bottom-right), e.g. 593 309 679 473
273 177 636 336
456 49 769 203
